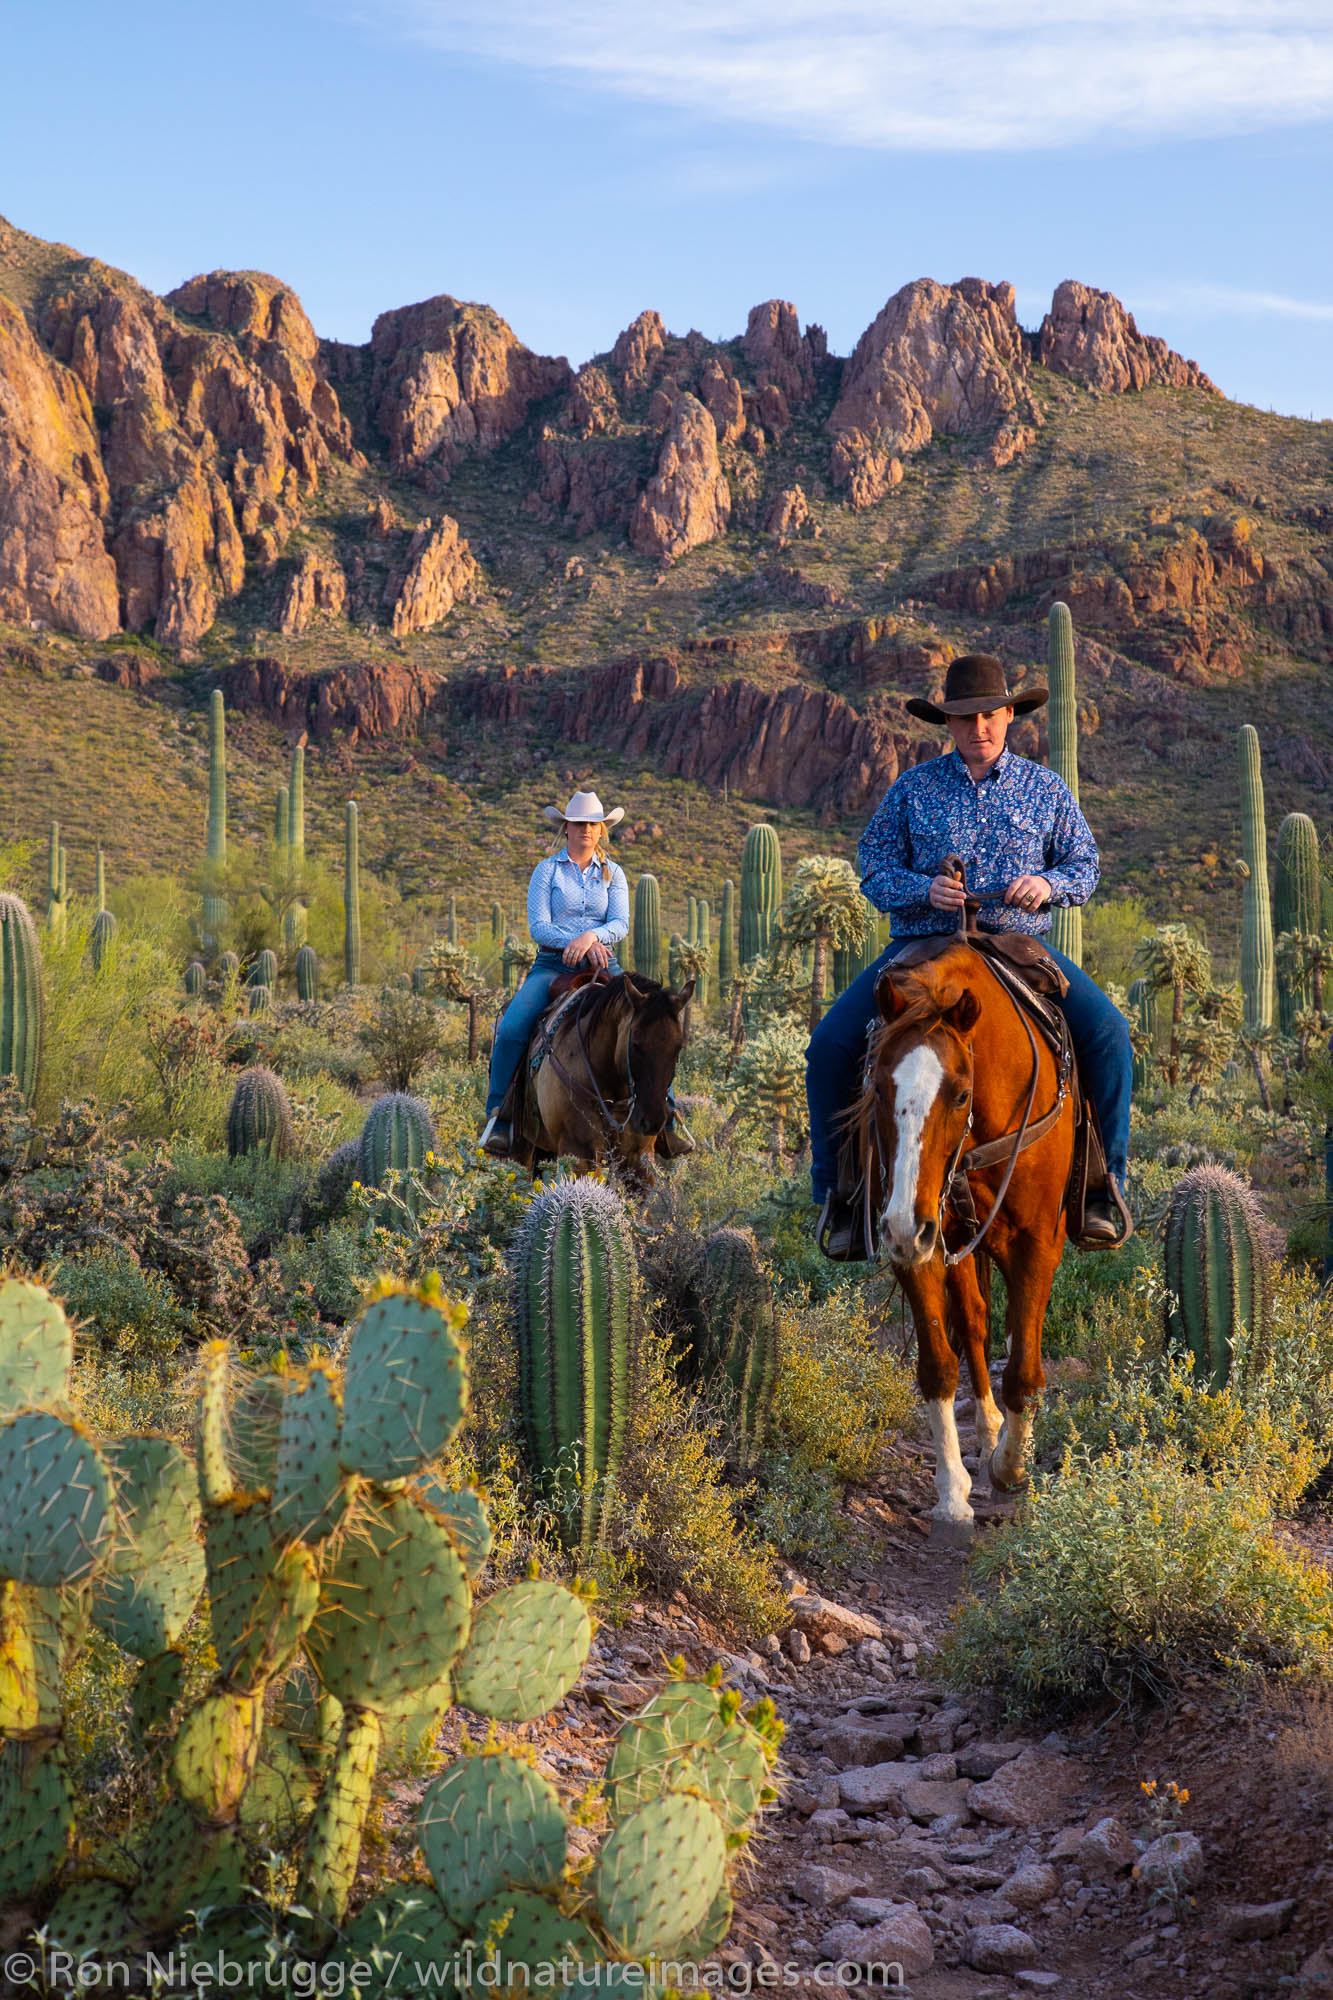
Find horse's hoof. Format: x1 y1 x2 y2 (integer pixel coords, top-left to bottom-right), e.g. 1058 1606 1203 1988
988 1450 1030 1494
929 1514 975 1550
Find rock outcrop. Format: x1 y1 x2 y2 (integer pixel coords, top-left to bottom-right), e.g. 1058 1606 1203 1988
0 295 119 637
742 299 819 406
764 485 812 539
274 548 347 634
698 357 745 445
829 278 1035 499
368 295 570 483
628 394 731 561
384 515 480 635
218 654 437 741
1039 280 1218 394
609 310 667 397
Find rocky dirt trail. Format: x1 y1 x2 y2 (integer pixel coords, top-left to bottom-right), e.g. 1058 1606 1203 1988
396 1415 1333 2000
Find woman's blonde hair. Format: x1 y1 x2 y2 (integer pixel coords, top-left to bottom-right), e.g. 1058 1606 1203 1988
553 819 611 884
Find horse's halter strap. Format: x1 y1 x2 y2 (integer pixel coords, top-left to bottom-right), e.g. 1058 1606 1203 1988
541 980 637 1135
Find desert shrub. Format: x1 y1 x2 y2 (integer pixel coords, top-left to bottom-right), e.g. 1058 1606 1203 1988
157 1146 307 1254
1082 894 1153 990
939 1443 1333 1713
357 986 446 1091
770 1294 916 1481
32 904 188 1121
53 1244 197 1361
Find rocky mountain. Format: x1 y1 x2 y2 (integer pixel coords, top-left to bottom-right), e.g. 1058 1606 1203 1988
1 210 1331 925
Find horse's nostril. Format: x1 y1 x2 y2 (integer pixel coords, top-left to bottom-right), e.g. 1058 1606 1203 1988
915 1218 938 1256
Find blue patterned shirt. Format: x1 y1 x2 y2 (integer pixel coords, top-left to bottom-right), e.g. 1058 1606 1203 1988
527 849 630 950
858 748 1099 937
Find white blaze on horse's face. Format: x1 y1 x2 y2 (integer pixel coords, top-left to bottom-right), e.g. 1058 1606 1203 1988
882 1043 945 1267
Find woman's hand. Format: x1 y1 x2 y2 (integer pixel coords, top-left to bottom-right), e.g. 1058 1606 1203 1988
564 932 611 969
1004 874 1051 912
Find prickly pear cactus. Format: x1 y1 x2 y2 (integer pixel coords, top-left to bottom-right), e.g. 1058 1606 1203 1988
591 1791 727 1958
226 1066 295 1161
604 1677 780 1834
269 1363 347 1545
0 1411 115 1586
452 1578 592 1722
340 1284 469 1481
418 1750 567 1923
0 1274 73 1413
91 1435 206 1658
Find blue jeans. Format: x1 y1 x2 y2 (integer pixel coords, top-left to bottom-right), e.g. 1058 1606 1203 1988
805 939 1132 1202
485 949 623 1115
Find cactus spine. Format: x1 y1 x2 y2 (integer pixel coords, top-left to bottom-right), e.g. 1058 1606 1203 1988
512 1179 637 1557
296 944 319 1004
344 800 361 988
1238 726 1274 1030
1046 602 1082 965
717 879 735 995
740 824 781 965
1274 812 1320 1032
634 874 661 983
1163 1165 1268 1391
204 688 227 946
0 894 43 1104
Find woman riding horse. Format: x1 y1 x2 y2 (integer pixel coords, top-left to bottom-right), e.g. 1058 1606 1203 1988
806 653 1134 1258
479 789 690 1161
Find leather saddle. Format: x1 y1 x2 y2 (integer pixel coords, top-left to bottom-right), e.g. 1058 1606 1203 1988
835 923 1111 1255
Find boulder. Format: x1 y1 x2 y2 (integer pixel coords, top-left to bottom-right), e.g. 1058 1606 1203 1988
1078 1815 1137 1882
900 1777 973 1825
1134 1829 1205 1895
957 1740 1030 1780
968 1747 1086 1828
1221 1900 1296 1942
824 1716 911 1769
820 1907 934 1978
962 1923 1039 1973
837 1761 919 1811
1001 1863 1060 1911
790 1863 866 1910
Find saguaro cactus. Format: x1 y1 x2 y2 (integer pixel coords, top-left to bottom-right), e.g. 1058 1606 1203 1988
1128 975 1158 1094
694 896 711 1010
46 822 65 938
717 879 736 996
634 874 661 984
285 741 306 950
1238 725 1274 1031
275 789 289 850
0 893 43 1103
1274 812 1320 1032
740 824 781 965
204 688 228 946
344 801 361 989
512 1178 637 1557
1047 602 1082 967
1163 1164 1268 1391
91 848 117 973
295 945 319 1004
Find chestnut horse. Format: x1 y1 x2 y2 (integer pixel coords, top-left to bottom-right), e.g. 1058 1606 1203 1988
848 941 1076 1542
531 972 694 1188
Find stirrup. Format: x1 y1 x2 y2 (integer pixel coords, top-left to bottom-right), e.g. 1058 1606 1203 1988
817 1191 870 1263
1076 1176 1134 1250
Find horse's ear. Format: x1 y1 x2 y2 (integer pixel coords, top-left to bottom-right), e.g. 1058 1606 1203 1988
673 978 696 1010
622 971 648 1003
945 990 981 1035
875 968 910 1020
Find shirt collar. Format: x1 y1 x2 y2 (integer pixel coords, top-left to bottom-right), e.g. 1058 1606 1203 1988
558 846 598 872
950 746 1012 785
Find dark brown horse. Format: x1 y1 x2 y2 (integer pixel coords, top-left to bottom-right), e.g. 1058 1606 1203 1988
848 941 1076 1542
531 971 694 1187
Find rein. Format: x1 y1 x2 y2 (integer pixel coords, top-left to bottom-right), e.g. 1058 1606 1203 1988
541 984 637 1136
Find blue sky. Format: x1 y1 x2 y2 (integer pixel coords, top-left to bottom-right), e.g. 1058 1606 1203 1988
4 0 1331 416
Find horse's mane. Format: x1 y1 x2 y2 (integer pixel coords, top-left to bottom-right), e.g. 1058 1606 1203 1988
570 971 678 1037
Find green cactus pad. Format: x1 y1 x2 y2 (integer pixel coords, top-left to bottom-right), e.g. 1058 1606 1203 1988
675 1881 734 1957
468 1891 601 1989
130 1647 187 1744
305 1490 471 1710
0 1737 76 1903
92 1434 206 1658
198 1341 234 1506
130 1796 246 1931
340 1290 469 1482
270 1363 348 1545
0 1579 37 1734
300 1704 382 1928
414 1474 493 1581
0 1275 73 1413
42 1877 141 1968
206 1499 319 1693
0 1410 114 1586
228 1369 285 1493
604 1680 773 1834
591 1792 726 1960
452 1580 591 1724
173 1688 264 1822
338 1885 461 1997
273 1661 344 1770
419 1751 568 1924
239 1724 320 1835
26 1583 83 1731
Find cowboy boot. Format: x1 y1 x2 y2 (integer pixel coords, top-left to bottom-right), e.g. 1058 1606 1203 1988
1079 1174 1134 1249
479 1114 513 1159
654 1105 696 1158
816 1191 870 1262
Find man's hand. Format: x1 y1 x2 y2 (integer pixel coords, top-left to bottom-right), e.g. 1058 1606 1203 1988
1004 874 1051 913
564 932 611 969
929 873 968 912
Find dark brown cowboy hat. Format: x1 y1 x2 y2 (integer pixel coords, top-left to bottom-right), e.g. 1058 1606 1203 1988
904 653 1048 724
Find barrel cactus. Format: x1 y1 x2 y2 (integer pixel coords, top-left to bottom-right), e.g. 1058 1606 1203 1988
679 1228 778 1469
511 1178 637 1557
227 1068 295 1161
740 823 782 964
358 1092 435 1190
251 948 278 991
1274 812 1320 1032
633 873 661 983
1163 1164 1269 1391
1238 726 1274 1030
344 800 361 989
1047 602 1082 967
184 959 207 998
0 893 43 1103
248 983 273 1019
295 945 319 1004
217 950 240 984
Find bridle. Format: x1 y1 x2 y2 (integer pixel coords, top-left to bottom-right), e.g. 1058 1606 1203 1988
541 981 647 1138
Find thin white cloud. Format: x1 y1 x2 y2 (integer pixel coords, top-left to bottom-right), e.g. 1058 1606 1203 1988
360 1 1333 151
1140 283 1333 322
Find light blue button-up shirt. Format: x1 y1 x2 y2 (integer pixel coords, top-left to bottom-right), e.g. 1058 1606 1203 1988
527 850 630 950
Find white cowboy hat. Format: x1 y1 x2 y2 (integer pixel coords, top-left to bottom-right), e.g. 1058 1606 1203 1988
543 789 625 828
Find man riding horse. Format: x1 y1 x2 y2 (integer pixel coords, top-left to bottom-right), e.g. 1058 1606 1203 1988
807 653 1133 1259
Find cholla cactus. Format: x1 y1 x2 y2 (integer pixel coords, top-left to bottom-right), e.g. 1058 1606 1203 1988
733 1019 807 1158
779 855 872 1033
